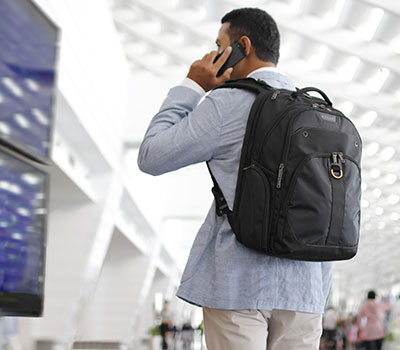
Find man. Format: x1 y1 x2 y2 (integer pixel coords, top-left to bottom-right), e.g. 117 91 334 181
138 7 331 350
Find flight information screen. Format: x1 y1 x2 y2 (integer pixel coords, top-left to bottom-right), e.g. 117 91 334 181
0 0 58 161
0 148 47 316
0 149 47 295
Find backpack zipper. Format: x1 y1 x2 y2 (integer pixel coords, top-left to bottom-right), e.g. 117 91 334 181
312 103 332 112
276 163 285 189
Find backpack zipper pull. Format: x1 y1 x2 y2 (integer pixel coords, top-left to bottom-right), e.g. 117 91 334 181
276 163 285 188
338 152 345 163
331 152 343 179
271 90 280 100
332 152 338 164
243 164 255 171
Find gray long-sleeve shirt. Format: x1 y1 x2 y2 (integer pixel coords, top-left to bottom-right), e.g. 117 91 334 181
138 68 332 314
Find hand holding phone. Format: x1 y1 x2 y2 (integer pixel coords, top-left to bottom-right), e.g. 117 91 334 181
186 42 246 92
213 41 246 77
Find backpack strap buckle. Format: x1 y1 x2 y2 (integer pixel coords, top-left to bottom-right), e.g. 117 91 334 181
207 162 231 216
211 186 230 216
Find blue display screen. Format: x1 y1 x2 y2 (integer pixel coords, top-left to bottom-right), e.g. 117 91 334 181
0 149 47 295
0 0 58 160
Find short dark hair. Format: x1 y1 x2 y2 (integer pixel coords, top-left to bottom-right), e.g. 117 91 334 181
221 8 280 65
367 290 376 299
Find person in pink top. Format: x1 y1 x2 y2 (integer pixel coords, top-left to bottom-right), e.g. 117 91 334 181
357 290 392 350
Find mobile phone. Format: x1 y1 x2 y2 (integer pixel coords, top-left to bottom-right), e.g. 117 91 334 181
214 41 246 77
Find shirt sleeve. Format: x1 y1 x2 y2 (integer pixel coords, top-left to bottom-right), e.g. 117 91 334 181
137 85 223 175
180 77 206 96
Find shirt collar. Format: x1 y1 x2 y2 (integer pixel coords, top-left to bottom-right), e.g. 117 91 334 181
247 66 286 77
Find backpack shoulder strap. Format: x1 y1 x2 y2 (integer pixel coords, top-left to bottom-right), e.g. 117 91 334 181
213 77 272 95
207 78 270 217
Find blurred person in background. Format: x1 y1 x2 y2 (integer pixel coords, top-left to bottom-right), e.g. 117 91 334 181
181 321 194 350
160 300 173 350
344 314 359 350
387 294 400 350
322 307 339 350
357 290 391 350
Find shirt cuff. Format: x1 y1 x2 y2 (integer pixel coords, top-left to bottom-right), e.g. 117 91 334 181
180 77 206 97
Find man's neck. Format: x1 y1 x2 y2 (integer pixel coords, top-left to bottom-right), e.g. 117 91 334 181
241 61 276 78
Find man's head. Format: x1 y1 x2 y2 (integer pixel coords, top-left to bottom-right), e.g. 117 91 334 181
367 290 376 300
217 8 280 79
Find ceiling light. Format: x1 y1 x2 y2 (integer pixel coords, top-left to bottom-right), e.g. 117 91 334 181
378 221 386 230
365 142 379 156
366 68 390 94
388 194 400 205
385 174 397 185
361 182 368 192
372 188 382 197
360 111 378 128
355 7 384 41
361 199 369 208
323 0 346 26
364 222 372 230
391 213 400 221
309 45 329 69
280 42 291 59
369 168 380 179
380 146 395 161
375 207 384 215
337 56 360 82
390 36 400 54
290 0 305 13
336 101 354 116
362 213 371 222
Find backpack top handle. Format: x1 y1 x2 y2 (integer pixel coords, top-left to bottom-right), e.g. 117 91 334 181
291 87 333 107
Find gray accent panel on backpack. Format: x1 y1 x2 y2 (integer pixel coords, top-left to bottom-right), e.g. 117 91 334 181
292 110 359 139
341 161 361 246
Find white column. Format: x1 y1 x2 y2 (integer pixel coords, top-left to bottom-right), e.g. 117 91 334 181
55 175 124 349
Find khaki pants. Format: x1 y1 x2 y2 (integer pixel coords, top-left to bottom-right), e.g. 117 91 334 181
203 307 322 350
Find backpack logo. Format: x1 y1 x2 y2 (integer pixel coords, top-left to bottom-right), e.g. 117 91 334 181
319 113 337 123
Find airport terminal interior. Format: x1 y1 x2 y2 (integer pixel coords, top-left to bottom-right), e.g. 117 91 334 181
0 0 399 349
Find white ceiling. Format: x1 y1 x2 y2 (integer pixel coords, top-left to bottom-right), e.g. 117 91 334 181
111 0 400 305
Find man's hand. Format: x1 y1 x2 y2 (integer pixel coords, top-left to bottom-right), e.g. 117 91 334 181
187 47 233 92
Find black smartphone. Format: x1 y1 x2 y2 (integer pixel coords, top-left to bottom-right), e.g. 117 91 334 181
214 41 246 77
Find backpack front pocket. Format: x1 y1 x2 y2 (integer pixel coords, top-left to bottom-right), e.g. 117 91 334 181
284 153 360 248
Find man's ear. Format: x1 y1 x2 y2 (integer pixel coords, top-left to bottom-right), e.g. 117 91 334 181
239 36 252 56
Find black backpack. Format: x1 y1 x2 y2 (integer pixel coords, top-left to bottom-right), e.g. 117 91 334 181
208 78 362 262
